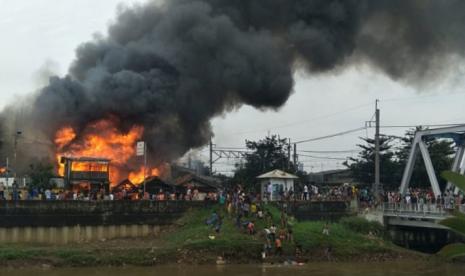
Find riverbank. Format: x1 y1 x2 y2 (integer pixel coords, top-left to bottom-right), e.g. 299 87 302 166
0 206 427 268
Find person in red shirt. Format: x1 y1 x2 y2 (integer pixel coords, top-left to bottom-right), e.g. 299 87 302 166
275 238 283 256
247 221 255 235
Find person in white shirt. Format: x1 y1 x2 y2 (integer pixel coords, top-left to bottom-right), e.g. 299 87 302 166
303 185 309 200
267 183 273 201
45 189 52 200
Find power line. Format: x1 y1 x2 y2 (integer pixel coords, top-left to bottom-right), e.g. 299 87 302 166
298 153 348 161
294 126 366 144
376 123 465 129
298 149 359 154
214 146 249 151
224 102 373 136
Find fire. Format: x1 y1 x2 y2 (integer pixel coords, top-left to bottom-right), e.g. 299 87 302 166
54 118 157 186
71 161 108 172
55 127 76 150
129 167 160 185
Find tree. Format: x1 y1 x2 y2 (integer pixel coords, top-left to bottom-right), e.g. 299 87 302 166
438 171 465 261
346 127 455 192
344 136 402 190
397 127 454 190
233 135 297 191
28 162 55 190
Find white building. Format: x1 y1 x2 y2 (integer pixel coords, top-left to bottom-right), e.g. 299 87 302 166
257 169 298 201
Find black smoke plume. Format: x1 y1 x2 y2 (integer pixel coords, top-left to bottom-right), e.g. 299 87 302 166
2 0 465 170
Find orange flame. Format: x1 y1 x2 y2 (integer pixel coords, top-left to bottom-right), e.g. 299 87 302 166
55 127 76 150
54 118 158 186
129 167 160 185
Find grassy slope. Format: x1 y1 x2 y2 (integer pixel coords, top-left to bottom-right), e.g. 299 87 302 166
0 205 420 266
162 205 411 261
160 207 263 263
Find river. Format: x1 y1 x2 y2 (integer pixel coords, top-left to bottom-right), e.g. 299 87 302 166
0 262 463 276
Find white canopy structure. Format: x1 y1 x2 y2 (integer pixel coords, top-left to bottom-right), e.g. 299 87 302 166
257 169 298 201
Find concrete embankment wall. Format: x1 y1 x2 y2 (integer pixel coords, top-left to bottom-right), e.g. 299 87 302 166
0 200 204 244
289 201 352 221
0 224 161 244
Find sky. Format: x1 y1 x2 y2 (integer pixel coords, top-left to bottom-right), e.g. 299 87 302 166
2 0 465 174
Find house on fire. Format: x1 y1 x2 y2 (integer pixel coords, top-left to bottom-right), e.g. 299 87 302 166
61 157 111 193
171 165 222 200
113 176 177 199
175 174 221 192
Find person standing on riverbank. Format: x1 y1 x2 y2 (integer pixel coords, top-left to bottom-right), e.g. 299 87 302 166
303 185 309 201
322 223 330 236
270 224 277 241
0 182 4 200
275 238 283 256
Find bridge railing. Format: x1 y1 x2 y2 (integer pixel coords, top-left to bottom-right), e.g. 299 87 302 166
382 202 449 218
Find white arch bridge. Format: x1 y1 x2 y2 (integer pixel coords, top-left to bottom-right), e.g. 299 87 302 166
383 125 465 229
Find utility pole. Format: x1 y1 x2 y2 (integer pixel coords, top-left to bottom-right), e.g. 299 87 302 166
5 157 9 197
209 138 213 175
288 138 291 170
374 100 381 199
13 130 21 179
293 143 297 170
143 142 147 195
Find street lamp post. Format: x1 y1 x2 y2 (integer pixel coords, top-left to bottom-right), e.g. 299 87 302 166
13 130 22 179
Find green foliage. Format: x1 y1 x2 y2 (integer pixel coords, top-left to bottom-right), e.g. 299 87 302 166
164 206 259 249
440 217 465 236
439 171 465 236
340 216 385 236
233 135 297 191
441 171 465 192
401 131 454 190
293 220 389 256
344 136 402 190
438 243 465 260
28 162 55 189
346 127 454 190
438 171 465 260
0 248 42 260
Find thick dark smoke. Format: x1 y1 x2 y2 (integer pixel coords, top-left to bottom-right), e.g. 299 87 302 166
3 0 465 169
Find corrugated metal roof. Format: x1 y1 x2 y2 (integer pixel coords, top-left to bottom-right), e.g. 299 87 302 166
256 169 298 179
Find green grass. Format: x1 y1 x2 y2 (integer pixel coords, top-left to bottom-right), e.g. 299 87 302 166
339 216 385 236
438 243 465 261
293 220 389 256
0 205 419 266
164 205 402 260
162 206 263 262
0 247 43 260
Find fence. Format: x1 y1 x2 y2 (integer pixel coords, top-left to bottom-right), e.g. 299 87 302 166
382 202 450 218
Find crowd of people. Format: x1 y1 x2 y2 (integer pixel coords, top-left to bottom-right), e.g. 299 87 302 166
383 188 465 212
264 182 359 203
202 185 336 261
206 185 299 259
2 178 464 216
301 184 357 202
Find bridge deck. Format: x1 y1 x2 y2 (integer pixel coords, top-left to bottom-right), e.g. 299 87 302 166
382 203 454 229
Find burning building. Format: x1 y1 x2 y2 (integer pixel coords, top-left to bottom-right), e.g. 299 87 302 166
61 157 111 193
54 118 161 188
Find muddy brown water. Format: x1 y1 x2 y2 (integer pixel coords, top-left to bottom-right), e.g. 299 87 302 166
0 262 463 276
